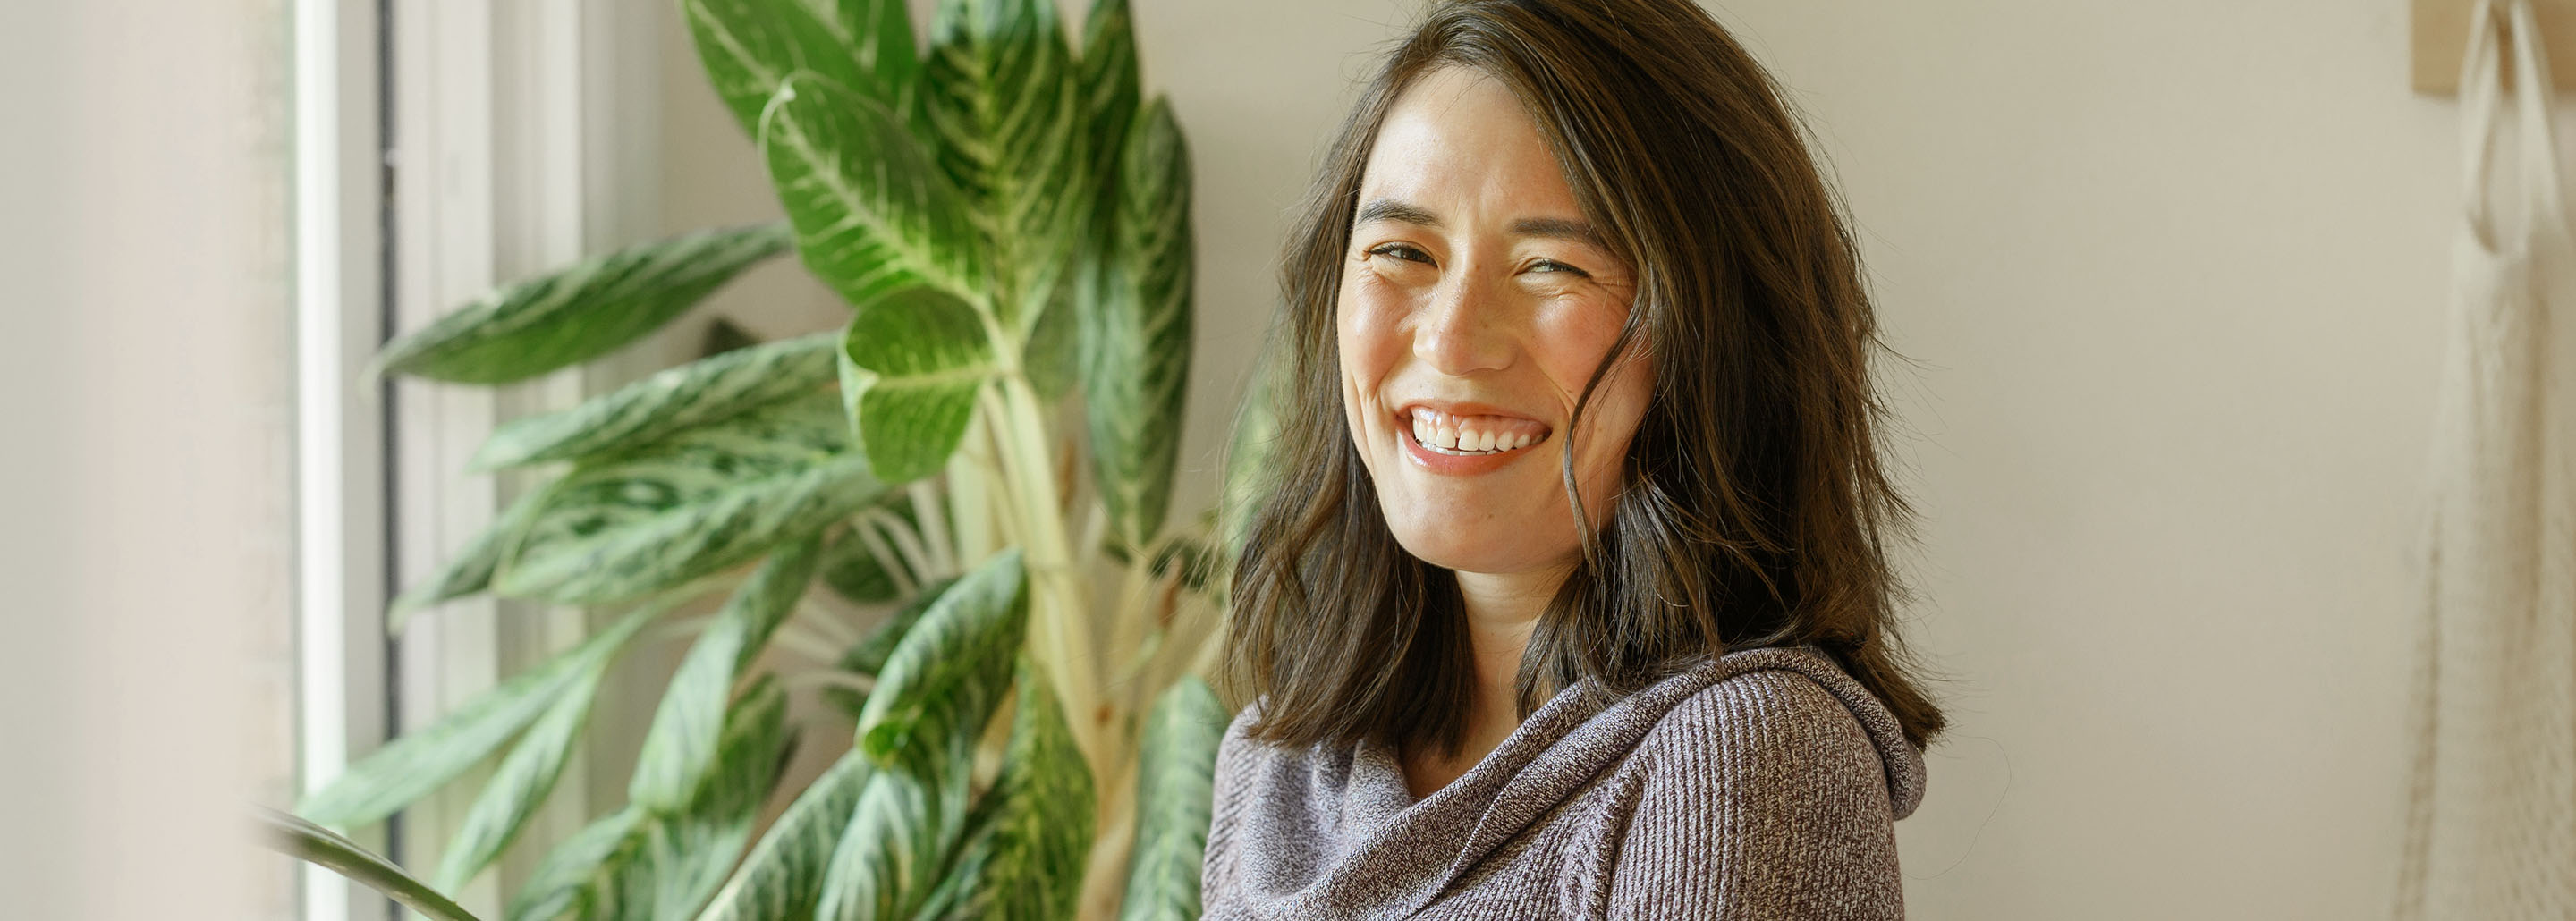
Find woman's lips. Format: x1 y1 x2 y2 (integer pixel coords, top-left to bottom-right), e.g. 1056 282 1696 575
1395 408 1550 475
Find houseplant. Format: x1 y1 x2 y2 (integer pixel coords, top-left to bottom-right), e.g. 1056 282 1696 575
284 0 1248 918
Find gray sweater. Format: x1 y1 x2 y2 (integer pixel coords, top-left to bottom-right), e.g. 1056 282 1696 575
1199 645 1927 919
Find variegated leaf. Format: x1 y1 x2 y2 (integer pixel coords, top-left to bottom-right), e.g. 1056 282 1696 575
297 603 665 827
683 0 874 138
813 743 974 921
493 393 884 606
836 286 996 485
759 72 987 310
257 807 487 921
912 659 1096 921
816 557 1025 921
469 333 840 472
853 548 1028 773
920 0 1083 337
691 748 874 921
630 537 822 812
506 808 642 921
829 0 924 127
542 678 792 921
369 224 792 384
430 645 618 892
1056 0 1140 401
1117 676 1226 921
1074 0 1137 260
621 677 792 921
1084 97 1194 550
387 485 548 632
823 576 957 719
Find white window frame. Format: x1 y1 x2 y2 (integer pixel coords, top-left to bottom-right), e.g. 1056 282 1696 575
293 1 666 918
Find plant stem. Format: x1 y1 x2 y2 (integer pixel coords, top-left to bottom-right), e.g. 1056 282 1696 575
908 480 957 577
988 374 1109 776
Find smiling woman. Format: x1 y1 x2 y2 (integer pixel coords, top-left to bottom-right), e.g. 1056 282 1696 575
1210 0 1945 917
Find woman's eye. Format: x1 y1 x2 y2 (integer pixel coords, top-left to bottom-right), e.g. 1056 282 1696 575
1365 243 1432 265
1529 259 1591 277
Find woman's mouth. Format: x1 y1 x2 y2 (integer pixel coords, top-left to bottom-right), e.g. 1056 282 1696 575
1402 407 1551 456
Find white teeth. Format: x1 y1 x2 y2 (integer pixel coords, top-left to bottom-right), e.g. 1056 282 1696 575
1401 407 1550 455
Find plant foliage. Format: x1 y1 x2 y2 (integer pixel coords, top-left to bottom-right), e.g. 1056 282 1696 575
292 1 1249 919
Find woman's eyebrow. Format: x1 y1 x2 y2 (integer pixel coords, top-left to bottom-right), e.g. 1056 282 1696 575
1510 216 1608 249
1356 198 1441 227
1355 199 1607 250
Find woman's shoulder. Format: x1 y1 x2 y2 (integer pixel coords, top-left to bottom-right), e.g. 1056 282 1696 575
1623 644 1927 820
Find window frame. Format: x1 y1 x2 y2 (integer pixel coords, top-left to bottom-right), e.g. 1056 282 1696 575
292 1 665 917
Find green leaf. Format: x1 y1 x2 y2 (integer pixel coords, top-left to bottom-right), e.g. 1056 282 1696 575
1020 279 1081 399
759 72 987 309
1117 677 1225 921
816 558 1025 921
507 808 643 921
631 537 824 812
1084 97 1194 550
526 679 793 921
920 0 1084 336
297 603 665 827
369 224 792 384
493 392 885 606
620 676 793 921
912 660 1097 921
691 748 875 921
430 647 617 892
853 549 1028 772
1076 0 1140 229
1048 0 1140 403
832 0 924 126
683 0 876 139
469 333 840 472
813 749 973 921
387 485 549 632
823 576 958 719
836 286 996 484
257 807 488 921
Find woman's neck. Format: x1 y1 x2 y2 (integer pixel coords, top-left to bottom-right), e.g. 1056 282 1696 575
1402 564 1571 798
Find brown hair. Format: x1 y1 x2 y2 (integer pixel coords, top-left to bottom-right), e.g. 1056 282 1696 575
1223 0 1946 757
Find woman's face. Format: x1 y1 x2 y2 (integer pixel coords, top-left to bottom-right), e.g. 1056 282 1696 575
1338 65 1652 580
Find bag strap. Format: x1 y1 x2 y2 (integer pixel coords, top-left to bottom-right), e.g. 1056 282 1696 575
2458 0 2568 249
2504 0 2567 236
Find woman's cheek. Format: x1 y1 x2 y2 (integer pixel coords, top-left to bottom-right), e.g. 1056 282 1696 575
1336 276 1412 386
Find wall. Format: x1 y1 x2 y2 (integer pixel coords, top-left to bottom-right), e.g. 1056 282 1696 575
1727 3 2455 917
659 1 2497 917
0 1 293 919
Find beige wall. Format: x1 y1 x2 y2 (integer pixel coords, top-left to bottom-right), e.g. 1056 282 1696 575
1 1 293 919
662 1 2487 917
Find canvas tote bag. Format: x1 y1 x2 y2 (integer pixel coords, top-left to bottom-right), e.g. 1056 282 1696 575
2394 0 2576 917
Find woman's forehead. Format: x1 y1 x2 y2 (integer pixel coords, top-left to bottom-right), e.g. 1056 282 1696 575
1355 66 1583 224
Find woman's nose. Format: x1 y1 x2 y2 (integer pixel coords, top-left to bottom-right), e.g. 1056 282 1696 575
1412 273 1513 376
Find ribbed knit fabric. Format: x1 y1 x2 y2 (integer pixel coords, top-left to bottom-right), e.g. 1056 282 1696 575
1200 645 1926 919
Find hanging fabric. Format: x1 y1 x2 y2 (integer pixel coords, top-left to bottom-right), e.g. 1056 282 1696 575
2395 0 2576 917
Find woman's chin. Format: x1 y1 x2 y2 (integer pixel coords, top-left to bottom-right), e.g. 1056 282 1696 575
1385 525 1563 579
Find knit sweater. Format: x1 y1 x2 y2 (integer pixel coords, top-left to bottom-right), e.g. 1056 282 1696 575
1199 645 1927 919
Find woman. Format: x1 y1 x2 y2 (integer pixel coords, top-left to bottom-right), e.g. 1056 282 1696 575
1205 0 1946 917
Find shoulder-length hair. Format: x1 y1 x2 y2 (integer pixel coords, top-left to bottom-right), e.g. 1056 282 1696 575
1223 0 1946 757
